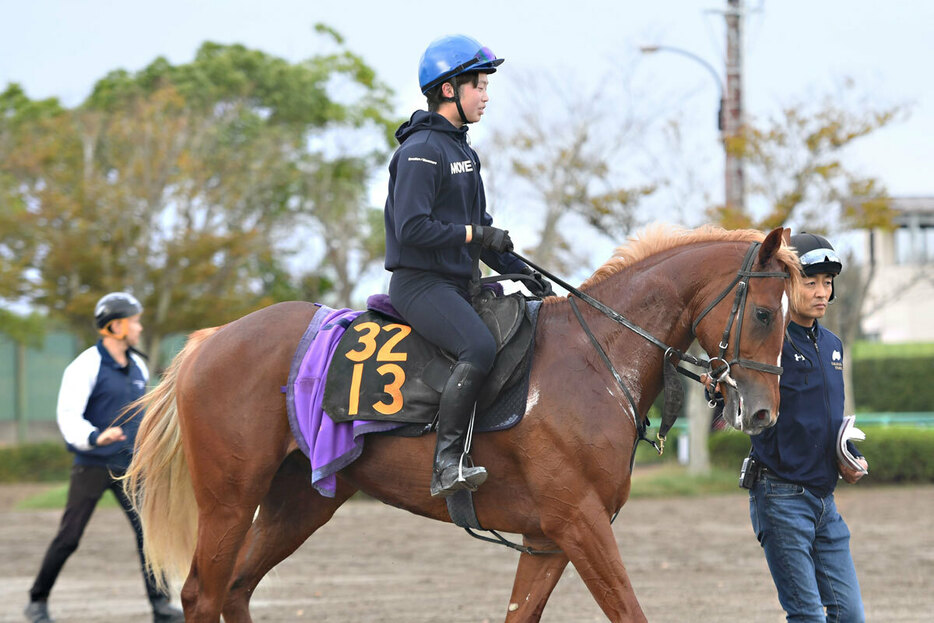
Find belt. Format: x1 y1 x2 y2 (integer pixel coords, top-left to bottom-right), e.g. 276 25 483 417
758 466 794 484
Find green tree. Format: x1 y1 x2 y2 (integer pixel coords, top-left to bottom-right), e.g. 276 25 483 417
708 83 902 232
0 29 397 369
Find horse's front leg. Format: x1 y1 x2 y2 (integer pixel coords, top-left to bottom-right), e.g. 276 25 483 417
503 535 570 623
540 494 646 623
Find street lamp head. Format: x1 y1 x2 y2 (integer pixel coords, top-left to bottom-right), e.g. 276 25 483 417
636 43 725 132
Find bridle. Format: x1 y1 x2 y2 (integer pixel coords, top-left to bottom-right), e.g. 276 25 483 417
509 241 789 450
690 241 787 381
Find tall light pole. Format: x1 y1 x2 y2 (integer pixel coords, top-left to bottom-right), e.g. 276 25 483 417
722 0 746 214
639 0 746 214
638 44 725 132
640 32 747 474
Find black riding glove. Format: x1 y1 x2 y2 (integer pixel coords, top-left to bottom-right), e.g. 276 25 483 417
472 225 514 254
520 266 555 298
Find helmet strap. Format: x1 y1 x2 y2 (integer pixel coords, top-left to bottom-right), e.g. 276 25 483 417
100 318 128 340
441 79 470 125
454 98 469 125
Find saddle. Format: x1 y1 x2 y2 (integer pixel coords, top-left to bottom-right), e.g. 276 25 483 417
322 291 535 425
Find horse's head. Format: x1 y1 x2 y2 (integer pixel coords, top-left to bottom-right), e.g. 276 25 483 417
693 227 795 435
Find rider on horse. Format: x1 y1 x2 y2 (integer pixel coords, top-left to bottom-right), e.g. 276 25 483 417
383 35 550 498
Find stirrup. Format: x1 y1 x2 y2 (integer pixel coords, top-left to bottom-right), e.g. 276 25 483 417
430 458 488 497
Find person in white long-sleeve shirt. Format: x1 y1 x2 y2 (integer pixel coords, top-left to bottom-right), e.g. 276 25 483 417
24 293 183 623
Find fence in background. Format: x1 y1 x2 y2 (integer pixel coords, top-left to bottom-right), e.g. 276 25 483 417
0 332 186 443
3 331 933 444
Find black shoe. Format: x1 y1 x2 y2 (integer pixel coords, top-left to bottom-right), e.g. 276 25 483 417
24 601 54 623
430 462 488 497
151 597 185 623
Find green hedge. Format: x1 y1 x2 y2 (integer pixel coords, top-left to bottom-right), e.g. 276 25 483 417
852 357 934 412
4 428 934 485
0 442 72 483
709 426 934 484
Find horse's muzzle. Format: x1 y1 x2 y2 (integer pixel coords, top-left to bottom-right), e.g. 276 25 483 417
722 379 777 435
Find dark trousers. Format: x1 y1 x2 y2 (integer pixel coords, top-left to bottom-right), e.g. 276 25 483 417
28 463 166 604
389 268 497 373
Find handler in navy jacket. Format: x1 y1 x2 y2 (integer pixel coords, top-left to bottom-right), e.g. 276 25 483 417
748 233 868 622
384 34 550 498
24 293 183 623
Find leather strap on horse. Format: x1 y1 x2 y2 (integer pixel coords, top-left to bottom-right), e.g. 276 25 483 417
512 252 701 451
445 489 483 530
568 297 652 450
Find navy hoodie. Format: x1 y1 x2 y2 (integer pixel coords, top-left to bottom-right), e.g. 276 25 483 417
751 320 857 497
384 110 525 278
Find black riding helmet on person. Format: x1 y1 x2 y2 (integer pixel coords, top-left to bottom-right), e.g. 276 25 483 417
94 292 146 356
790 232 842 300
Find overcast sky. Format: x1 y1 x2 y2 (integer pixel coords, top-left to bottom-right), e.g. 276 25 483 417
2 0 930 273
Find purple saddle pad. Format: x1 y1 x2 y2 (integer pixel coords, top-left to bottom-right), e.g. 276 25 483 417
366 294 404 321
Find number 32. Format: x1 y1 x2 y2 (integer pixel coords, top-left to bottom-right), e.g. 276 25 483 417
345 322 411 416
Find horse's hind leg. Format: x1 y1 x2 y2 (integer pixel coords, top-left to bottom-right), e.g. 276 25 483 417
180 418 287 622
221 451 357 623
182 483 265 622
504 536 570 623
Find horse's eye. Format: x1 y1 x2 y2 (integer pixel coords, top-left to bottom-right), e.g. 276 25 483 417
755 308 772 326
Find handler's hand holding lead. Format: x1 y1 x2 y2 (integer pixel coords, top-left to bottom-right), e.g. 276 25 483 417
473 225 513 253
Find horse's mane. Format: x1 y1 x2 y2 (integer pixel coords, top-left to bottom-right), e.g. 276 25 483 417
581 224 799 289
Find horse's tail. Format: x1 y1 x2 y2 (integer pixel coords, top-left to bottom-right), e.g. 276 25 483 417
123 326 222 592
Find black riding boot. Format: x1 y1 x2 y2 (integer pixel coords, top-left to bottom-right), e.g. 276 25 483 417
430 361 488 497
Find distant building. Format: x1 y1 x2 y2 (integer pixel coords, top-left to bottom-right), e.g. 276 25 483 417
860 197 934 343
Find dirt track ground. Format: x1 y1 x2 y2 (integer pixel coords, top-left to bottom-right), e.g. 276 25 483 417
1 483 931 622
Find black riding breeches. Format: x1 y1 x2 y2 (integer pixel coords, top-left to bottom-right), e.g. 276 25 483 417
28 464 167 603
389 268 496 374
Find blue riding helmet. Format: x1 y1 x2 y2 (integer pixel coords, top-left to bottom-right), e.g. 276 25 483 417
418 35 504 94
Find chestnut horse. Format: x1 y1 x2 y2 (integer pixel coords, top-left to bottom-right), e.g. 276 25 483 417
125 225 797 622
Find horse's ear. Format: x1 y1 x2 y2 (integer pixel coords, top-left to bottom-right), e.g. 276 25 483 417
757 227 786 267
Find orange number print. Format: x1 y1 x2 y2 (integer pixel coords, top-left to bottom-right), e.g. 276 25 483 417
377 324 411 361
348 363 364 416
345 322 380 362
372 363 405 415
